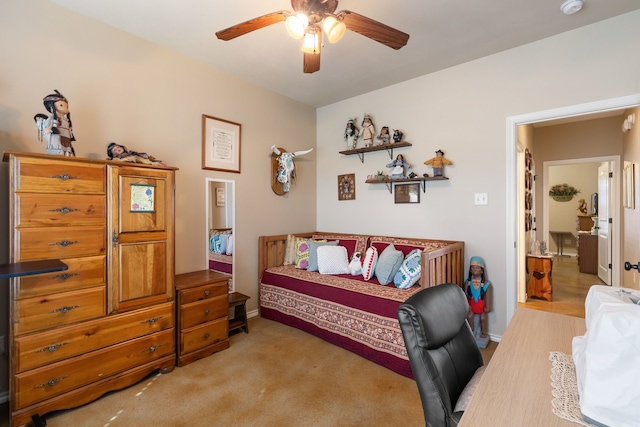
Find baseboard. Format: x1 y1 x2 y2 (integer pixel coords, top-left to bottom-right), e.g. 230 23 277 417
248 309 259 319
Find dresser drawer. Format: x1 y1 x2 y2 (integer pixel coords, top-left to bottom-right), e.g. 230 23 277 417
181 317 228 354
13 157 105 194
15 302 174 373
16 226 106 261
14 328 174 410
15 286 106 335
16 256 106 299
15 194 106 227
180 294 227 329
180 282 227 304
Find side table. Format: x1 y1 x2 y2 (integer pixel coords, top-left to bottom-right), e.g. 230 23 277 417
526 254 553 301
229 292 250 334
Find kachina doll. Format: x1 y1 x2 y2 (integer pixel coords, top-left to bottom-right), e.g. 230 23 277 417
376 126 390 145
464 256 492 343
35 89 76 156
424 149 452 177
360 114 375 147
344 118 360 150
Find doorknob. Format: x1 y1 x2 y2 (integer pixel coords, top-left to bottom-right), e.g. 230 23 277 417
624 261 640 271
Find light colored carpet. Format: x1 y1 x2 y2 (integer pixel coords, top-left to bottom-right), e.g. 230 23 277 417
40 317 425 426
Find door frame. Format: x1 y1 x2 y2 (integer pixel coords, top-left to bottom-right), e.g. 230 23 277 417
506 93 640 325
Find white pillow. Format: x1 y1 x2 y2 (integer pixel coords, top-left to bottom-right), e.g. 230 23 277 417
361 246 378 281
225 234 233 255
317 246 350 275
453 365 486 413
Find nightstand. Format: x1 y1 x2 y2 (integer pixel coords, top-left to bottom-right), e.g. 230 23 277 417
228 292 250 334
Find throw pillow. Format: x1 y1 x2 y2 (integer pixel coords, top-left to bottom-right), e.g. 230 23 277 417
394 249 422 289
225 233 233 255
453 365 486 413
307 240 338 272
361 246 378 281
317 246 350 275
284 235 305 265
295 239 327 269
375 244 404 285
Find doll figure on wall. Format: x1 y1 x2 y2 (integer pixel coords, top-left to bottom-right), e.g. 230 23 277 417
360 114 375 147
376 126 390 145
344 118 360 150
107 142 166 165
464 256 492 348
424 149 452 177
35 89 76 156
386 154 411 179
392 129 403 143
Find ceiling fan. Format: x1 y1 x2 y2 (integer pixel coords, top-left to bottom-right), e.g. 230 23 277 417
215 0 409 74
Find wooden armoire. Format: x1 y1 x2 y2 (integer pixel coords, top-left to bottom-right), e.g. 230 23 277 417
3 152 177 427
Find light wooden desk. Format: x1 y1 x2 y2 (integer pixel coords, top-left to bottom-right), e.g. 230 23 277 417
459 308 586 427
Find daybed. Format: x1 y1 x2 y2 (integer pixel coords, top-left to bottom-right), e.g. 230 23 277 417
209 228 233 274
258 232 464 378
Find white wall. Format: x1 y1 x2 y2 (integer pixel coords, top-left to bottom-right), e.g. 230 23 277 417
317 10 640 337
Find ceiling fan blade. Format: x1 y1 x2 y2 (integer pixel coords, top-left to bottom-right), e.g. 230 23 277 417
303 51 321 74
338 11 409 50
216 11 288 41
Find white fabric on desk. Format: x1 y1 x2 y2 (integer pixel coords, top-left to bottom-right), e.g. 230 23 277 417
572 285 640 427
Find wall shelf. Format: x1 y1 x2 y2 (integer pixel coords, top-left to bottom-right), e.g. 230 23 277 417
339 142 412 163
365 176 449 194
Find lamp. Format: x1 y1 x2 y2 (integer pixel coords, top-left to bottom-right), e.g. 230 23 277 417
322 15 346 43
285 12 308 39
301 25 321 54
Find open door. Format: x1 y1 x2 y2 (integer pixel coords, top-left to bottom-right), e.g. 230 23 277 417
597 162 611 285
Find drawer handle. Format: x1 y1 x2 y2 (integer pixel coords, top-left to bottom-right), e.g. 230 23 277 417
204 309 210 315
50 305 79 314
36 342 69 353
144 345 163 353
51 272 79 281
204 333 210 340
49 240 79 247
49 207 79 214
142 316 163 325
50 173 78 181
35 375 68 389
204 290 210 297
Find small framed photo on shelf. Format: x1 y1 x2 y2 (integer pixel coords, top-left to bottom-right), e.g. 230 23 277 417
394 183 420 204
202 114 241 173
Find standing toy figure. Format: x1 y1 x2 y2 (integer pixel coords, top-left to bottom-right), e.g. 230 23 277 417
577 198 588 215
392 129 403 143
360 114 375 147
376 126 390 145
464 256 492 348
423 149 452 177
35 89 76 156
386 154 411 179
344 118 360 150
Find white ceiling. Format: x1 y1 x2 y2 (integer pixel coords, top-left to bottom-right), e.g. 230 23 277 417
50 0 640 108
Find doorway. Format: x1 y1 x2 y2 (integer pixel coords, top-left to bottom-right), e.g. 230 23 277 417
506 94 640 324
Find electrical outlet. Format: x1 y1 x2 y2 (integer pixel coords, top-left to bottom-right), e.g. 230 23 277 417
474 193 488 205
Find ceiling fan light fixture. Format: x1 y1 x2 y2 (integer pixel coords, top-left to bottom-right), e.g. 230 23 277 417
301 26 321 54
560 0 584 15
286 13 309 39
322 16 346 43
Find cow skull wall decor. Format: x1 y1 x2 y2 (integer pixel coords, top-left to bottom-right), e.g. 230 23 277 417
270 145 314 195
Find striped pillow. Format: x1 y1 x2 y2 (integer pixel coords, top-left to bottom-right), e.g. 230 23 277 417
362 246 378 281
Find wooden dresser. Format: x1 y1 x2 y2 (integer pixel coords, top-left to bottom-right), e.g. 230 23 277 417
578 234 598 274
175 270 230 366
4 152 177 427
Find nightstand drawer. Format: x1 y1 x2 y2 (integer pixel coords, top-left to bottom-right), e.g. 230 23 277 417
181 317 228 354
180 294 227 329
15 286 106 335
180 282 227 304
15 194 106 227
13 157 105 194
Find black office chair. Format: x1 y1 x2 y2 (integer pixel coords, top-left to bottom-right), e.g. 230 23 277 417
398 283 484 427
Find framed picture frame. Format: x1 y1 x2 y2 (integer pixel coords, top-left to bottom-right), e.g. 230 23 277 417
216 187 225 207
129 184 155 212
338 173 356 200
202 114 241 173
394 183 420 204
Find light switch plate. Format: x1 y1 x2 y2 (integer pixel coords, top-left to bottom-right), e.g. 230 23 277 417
474 193 488 205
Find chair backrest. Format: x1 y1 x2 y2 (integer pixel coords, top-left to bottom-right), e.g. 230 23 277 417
398 283 484 427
